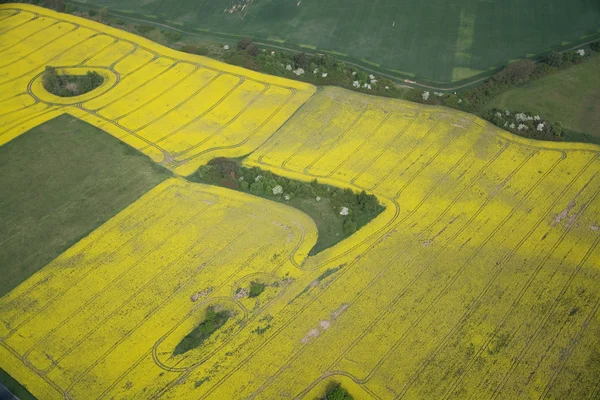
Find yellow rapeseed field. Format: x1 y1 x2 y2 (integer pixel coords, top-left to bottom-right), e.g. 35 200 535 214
0 4 315 176
1 4 600 400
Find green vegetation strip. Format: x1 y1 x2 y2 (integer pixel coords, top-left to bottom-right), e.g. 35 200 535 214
42 66 104 97
248 282 265 298
173 307 230 356
0 114 171 298
188 158 384 255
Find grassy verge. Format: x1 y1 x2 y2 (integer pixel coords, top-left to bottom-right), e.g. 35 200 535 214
187 158 385 255
173 307 230 355
0 114 171 298
485 56 600 143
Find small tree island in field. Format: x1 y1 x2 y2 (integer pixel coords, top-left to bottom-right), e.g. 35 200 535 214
42 66 104 97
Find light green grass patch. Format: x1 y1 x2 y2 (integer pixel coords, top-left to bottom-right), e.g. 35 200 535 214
388 69 416 77
454 8 475 58
322 50 348 57
486 56 600 141
452 67 483 81
360 58 380 67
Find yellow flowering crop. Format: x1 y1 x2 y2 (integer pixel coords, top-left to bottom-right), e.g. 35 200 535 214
0 178 317 399
2 4 600 400
0 4 315 176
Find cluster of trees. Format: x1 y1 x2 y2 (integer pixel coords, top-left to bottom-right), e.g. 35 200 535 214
482 108 565 141
214 38 401 98
248 282 265 298
172 306 230 355
42 66 103 97
190 157 384 237
322 382 354 400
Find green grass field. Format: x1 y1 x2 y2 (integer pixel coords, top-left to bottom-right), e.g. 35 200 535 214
486 56 600 143
0 114 171 297
83 0 600 84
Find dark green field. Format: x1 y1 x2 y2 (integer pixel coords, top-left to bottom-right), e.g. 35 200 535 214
0 114 170 298
82 0 600 84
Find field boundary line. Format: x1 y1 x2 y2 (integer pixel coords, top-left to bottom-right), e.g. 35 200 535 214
0 29 99 87
392 121 470 198
176 87 300 169
322 111 396 179
173 83 271 157
0 10 36 36
90 57 178 112
0 19 60 54
349 113 422 189
143 75 244 148
302 107 368 175
113 64 200 123
370 118 442 191
134 72 222 135
0 21 80 68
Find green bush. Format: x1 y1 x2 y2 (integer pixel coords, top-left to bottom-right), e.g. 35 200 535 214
226 53 247 67
322 382 354 400
43 0 65 11
293 52 310 69
248 282 265 298
544 51 564 67
180 44 209 56
246 44 260 57
591 41 600 52
163 30 182 42
173 307 230 355
136 25 155 34
494 59 536 85
237 37 253 50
